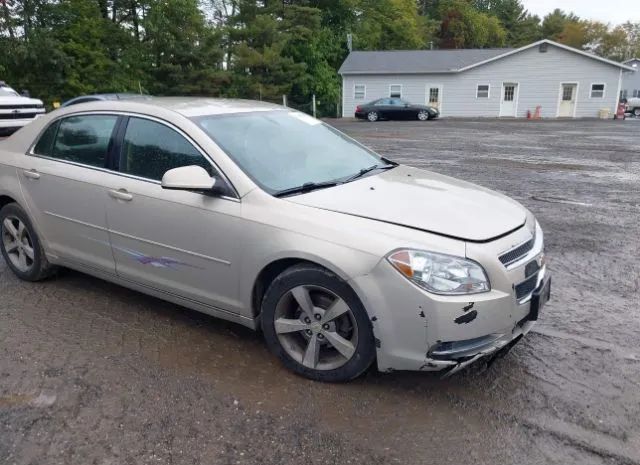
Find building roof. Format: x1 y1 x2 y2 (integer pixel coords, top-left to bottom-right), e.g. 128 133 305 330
338 48 512 75
339 40 635 75
623 58 639 69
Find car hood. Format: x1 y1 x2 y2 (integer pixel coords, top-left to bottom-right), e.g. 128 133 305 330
287 165 526 242
0 96 43 106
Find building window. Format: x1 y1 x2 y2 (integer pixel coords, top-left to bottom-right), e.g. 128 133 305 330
389 84 402 98
621 90 628 100
354 84 366 100
634 89 639 98
590 83 605 98
476 84 490 98
504 84 516 102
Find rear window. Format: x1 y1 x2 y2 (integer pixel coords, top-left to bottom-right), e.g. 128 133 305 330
33 121 60 156
49 115 118 168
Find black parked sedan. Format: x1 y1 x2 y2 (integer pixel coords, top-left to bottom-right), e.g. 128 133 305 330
355 98 439 122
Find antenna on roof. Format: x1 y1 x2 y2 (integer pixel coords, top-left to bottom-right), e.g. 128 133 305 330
347 33 353 52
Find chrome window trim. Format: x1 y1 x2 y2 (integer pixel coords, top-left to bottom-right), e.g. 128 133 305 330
26 110 241 202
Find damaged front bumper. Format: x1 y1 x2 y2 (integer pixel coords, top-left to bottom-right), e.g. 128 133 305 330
349 224 550 375
430 273 551 377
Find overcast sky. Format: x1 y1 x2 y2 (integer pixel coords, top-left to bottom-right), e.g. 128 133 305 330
521 0 640 25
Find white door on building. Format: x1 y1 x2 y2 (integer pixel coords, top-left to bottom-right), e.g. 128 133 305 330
426 84 443 112
558 83 577 117
499 83 518 117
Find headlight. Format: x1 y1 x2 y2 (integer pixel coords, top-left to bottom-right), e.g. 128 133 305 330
387 249 490 295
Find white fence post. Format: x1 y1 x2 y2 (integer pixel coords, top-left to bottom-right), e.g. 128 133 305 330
312 94 316 118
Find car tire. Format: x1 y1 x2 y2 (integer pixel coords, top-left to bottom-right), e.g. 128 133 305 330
0 203 56 281
417 110 430 121
261 263 376 382
367 111 379 122
634 108 640 117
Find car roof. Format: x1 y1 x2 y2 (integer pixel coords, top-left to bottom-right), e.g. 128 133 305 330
61 93 152 106
58 97 283 117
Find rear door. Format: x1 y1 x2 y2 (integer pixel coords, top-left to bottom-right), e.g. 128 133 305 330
373 98 394 119
104 115 244 313
18 114 121 273
385 98 406 119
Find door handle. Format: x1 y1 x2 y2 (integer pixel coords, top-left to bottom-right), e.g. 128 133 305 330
108 189 133 202
23 169 40 180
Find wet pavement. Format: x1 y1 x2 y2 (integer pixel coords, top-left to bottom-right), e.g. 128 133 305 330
1 119 639 464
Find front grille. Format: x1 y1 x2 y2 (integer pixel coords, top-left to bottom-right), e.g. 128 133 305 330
0 104 43 109
0 112 40 120
525 260 540 278
499 238 534 266
515 273 538 300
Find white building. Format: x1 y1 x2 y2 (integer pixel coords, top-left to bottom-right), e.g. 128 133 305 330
621 58 639 100
339 40 634 118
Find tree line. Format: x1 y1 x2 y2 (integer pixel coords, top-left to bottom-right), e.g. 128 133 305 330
1 0 639 113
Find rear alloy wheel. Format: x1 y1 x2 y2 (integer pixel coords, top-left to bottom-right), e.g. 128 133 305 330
0 203 55 281
418 110 430 121
635 108 640 117
367 111 379 122
261 264 376 382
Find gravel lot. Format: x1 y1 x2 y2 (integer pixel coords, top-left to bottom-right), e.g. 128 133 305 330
1 119 639 465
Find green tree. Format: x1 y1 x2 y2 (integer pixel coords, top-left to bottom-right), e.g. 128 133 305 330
142 0 227 96
473 0 542 46
352 0 427 50
541 8 579 40
437 0 506 48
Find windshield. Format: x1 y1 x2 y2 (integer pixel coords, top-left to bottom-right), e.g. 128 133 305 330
193 111 387 194
0 86 19 97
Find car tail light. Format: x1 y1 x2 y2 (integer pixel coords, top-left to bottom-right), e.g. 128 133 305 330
355 105 361 112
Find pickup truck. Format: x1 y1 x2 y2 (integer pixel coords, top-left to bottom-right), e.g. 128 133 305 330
625 97 640 117
0 81 46 135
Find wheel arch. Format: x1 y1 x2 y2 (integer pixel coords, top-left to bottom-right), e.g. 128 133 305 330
250 255 353 319
0 194 19 211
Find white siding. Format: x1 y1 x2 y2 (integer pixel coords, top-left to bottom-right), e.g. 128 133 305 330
342 44 622 118
621 60 640 99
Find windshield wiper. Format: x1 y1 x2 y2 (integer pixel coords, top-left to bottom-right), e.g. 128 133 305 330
273 180 340 198
345 163 395 183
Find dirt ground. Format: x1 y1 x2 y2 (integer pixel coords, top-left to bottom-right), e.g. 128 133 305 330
1 119 639 465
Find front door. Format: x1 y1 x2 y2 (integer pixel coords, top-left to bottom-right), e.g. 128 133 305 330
500 83 518 117
558 84 577 117
426 85 443 112
105 116 243 313
17 114 120 273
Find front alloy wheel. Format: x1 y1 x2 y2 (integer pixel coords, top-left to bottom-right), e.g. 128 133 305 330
274 285 358 371
418 110 430 121
261 264 376 382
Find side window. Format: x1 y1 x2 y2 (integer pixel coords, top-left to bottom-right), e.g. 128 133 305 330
119 117 213 181
50 115 118 168
33 120 60 156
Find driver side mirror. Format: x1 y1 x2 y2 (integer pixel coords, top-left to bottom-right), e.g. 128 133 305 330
161 165 216 192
